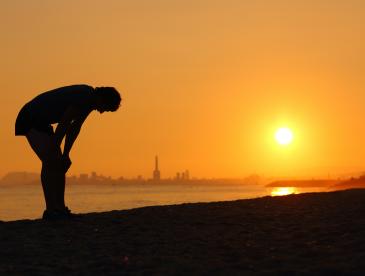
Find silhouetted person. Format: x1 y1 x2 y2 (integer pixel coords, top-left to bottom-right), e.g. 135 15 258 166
15 85 122 220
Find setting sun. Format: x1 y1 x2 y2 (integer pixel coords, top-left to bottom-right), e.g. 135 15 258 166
271 187 297 196
275 127 293 145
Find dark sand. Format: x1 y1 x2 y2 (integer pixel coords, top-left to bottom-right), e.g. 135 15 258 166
1 189 364 275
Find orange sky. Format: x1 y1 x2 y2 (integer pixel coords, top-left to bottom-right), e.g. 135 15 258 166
1 1 365 179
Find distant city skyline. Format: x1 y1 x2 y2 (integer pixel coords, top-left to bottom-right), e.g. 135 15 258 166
1 155 195 183
3 166 365 186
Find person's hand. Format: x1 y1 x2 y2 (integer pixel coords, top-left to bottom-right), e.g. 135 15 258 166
62 155 72 173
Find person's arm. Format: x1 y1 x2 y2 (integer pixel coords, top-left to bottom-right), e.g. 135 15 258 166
54 106 80 147
62 111 90 157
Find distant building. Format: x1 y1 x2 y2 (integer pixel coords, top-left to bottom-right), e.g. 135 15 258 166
175 172 180 180
185 170 190 180
0 171 38 185
91 171 97 179
153 155 161 180
174 170 190 181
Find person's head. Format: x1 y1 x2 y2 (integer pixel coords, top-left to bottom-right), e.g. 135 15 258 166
94 87 121 113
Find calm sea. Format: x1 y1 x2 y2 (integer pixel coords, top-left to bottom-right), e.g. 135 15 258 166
0 183 269 221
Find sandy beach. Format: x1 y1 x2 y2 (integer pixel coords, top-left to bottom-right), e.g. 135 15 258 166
0 189 364 275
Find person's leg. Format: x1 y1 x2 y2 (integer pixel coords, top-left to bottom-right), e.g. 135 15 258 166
25 129 65 211
41 162 66 211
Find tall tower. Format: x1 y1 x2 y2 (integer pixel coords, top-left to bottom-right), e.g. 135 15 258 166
153 155 161 181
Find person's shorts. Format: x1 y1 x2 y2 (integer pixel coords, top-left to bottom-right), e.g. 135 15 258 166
15 104 54 136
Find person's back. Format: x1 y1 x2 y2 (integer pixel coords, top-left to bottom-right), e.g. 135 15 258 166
16 84 95 136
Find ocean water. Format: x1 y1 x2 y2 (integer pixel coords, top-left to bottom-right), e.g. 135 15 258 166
0 183 269 221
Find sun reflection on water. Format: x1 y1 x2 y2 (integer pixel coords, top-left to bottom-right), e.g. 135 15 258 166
271 187 297 196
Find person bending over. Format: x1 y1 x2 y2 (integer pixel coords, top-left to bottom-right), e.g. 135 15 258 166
15 84 122 220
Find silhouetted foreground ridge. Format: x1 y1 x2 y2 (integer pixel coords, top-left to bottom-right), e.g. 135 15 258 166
0 189 364 275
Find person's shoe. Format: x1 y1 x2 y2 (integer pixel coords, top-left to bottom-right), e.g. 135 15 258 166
42 209 68 220
63 206 79 219
42 207 80 220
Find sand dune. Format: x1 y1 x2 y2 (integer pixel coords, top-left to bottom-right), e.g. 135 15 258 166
0 189 364 275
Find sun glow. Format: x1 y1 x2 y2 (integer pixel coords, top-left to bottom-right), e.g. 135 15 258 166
271 187 297 196
275 127 293 145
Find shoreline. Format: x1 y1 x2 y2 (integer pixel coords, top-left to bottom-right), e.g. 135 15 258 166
1 189 364 274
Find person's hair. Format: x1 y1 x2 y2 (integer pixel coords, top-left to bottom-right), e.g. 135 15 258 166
95 87 121 111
